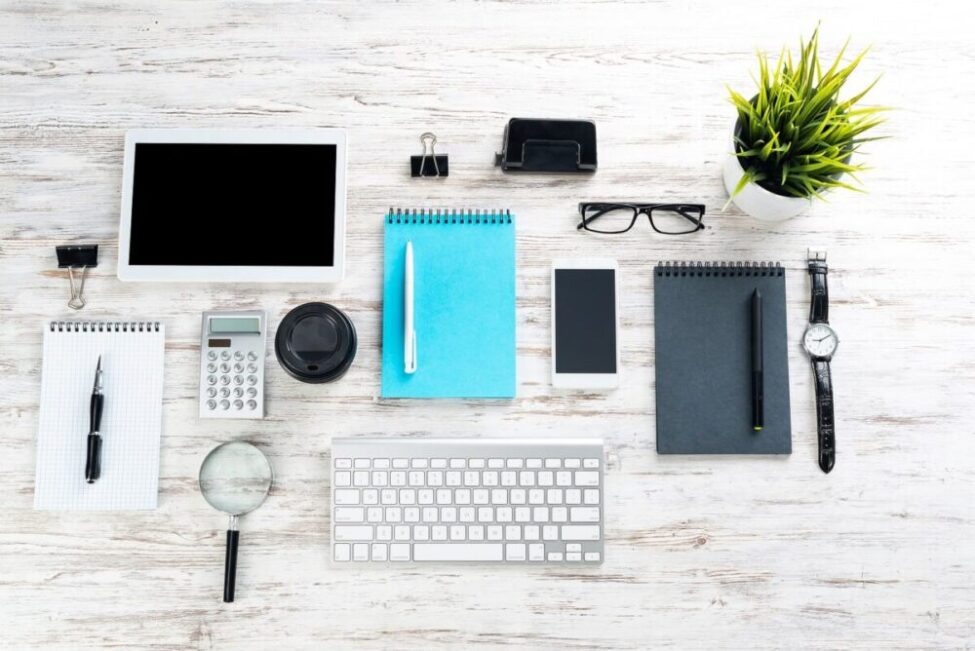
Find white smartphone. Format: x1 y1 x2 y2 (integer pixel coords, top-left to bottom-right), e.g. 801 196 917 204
551 258 620 389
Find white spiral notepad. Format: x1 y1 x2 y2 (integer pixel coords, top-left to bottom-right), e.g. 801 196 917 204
34 321 165 510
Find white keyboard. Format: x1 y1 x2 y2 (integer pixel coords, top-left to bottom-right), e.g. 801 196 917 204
330 438 604 564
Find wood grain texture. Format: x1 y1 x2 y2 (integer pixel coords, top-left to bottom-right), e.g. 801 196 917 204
2 1 974 649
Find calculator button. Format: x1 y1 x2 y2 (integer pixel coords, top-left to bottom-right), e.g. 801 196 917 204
220 387 231 398
233 387 243 398
234 351 244 361
207 375 217 385
220 363 230 373
247 351 258 361
247 400 258 410
220 375 230 385
206 399 217 410
207 363 217 373
247 387 258 398
207 387 217 398
247 363 258 373
247 376 258 386
233 363 244 373
233 375 244 385
219 399 230 410
207 351 217 361
233 399 243 410
221 351 231 361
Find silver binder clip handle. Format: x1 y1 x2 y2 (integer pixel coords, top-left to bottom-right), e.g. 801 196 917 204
419 132 440 177
67 266 88 310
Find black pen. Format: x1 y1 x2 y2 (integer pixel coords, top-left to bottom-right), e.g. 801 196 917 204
751 289 764 432
85 355 104 483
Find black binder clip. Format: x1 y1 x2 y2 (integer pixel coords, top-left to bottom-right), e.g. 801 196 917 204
56 244 98 310
495 118 597 173
410 132 448 178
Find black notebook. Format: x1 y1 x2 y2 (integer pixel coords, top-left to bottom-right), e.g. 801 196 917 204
654 262 791 454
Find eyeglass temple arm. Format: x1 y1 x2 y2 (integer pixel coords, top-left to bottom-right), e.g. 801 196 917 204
577 206 616 230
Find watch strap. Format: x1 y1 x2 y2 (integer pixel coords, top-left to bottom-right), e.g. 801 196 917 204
813 359 835 473
808 259 829 324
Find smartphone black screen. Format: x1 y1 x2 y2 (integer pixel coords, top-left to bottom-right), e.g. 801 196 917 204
554 268 617 374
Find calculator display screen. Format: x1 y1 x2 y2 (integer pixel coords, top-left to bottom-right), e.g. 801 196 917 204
210 318 261 334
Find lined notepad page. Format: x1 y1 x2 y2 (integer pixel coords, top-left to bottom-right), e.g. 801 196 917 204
34 322 165 510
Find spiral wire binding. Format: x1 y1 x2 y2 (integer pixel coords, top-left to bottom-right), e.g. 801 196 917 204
386 208 512 225
50 321 162 333
655 261 783 277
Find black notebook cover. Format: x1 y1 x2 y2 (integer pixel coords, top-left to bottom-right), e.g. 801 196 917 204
654 262 791 454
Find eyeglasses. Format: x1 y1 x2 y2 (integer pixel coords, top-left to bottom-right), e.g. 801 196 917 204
577 202 706 235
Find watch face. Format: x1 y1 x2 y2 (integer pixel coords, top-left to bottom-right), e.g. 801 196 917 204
803 323 838 358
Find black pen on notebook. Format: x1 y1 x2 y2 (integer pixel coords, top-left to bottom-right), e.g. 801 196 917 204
85 355 104 483
751 289 764 432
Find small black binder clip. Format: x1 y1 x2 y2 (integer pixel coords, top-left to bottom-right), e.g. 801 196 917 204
56 244 98 310
410 132 448 177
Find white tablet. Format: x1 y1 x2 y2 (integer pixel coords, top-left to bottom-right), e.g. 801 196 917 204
551 258 620 389
118 128 347 283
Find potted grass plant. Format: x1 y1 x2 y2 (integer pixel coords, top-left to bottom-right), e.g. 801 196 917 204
723 26 887 222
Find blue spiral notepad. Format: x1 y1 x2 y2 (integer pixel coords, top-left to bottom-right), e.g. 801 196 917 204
381 208 516 398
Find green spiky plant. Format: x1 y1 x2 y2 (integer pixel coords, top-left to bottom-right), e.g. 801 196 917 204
727 26 887 200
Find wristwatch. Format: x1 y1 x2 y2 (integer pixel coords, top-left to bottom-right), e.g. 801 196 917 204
801 248 839 474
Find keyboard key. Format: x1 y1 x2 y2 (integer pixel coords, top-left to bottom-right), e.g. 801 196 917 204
496 507 512 522
334 507 364 523
519 471 535 486
411 458 428 469
584 552 601 562
491 489 507 504
473 489 489 504
428 471 443 486
464 471 480 486
501 471 517 486
367 507 383 522
353 544 369 561
414 544 503 561
564 458 581 469
455 489 471 505
381 489 397 505
528 489 545 505
488 458 504 469
561 525 600 541
487 525 503 541
334 471 351 487
575 471 599 486
556 471 572 487
545 459 561 468
542 525 558 540
390 471 407 487
335 526 373 541
377 525 392 541
433 526 448 541
538 471 554 486
469 525 484 540
393 458 409 469
334 543 351 561
353 471 369 487
584 489 600 505
371 543 388 561
483 471 499 487
363 489 379 505
395 526 410 541
566 543 582 553
510 489 526 505
422 507 438 522
566 552 582 562
374 459 390 469
584 458 600 469
469 459 485 469
547 552 563 561
414 525 429 541
334 489 359 505
527 458 542 468
409 471 425 486
533 507 549 522
354 459 370 469
570 507 600 522
441 507 457 522
505 525 521 540
529 544 545 561
506 459 523 469
514 507 531 522
335 458 352 469
436 489 452 505
478 506 494 522
385 507 402 522
505 543 526 561
547 489 563 504
450 525 466 541
418 489 434 505
565 489 582 505
552 507 568 522
524 525 540 541
389 544 411 561
404 507 420 523
431 458 447 469
459 507 475 522
450 458 466 469
400 489 416 505
446 471 462 486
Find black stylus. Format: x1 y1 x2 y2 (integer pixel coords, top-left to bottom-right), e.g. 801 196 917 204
85 355 104 483
751 289 763 432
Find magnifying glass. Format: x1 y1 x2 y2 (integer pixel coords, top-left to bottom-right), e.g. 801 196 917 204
199 441 273 603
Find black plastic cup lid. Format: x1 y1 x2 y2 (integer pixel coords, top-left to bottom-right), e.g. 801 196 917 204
275 303 357 383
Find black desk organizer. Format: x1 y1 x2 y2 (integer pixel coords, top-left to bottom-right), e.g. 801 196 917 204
495 118 597 173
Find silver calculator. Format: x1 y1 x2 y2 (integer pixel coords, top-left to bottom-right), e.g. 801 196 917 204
199 310 266 419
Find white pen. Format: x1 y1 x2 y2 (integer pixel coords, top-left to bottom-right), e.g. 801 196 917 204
404 240 417 374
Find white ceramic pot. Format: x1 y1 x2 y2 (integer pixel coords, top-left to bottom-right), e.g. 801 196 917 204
722 141 812 223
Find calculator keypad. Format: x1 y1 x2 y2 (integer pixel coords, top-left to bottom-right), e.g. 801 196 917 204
200 310 265 419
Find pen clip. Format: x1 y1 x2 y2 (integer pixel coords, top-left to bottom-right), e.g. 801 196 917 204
406 331 417 374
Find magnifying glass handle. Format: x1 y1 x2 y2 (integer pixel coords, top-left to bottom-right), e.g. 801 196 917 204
224 528 240 603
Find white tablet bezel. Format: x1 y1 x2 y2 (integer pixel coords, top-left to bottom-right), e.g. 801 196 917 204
551 258 621 390
117 128 347 283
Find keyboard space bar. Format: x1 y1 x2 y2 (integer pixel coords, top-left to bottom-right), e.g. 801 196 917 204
413 544 504 562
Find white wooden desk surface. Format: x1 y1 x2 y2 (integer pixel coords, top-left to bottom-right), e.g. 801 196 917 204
2 2 974 649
